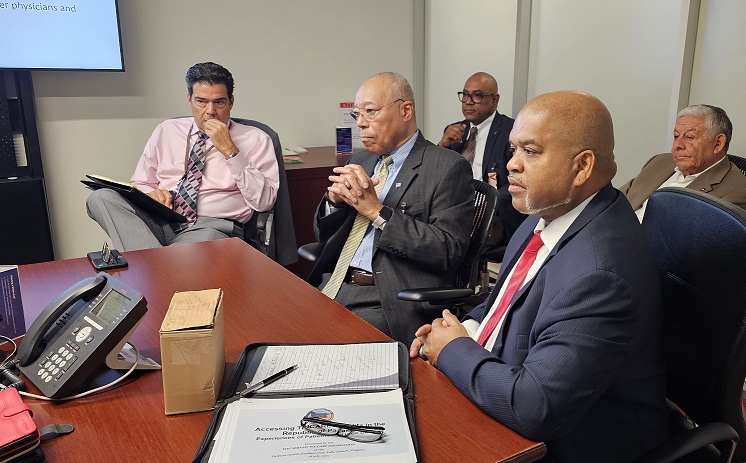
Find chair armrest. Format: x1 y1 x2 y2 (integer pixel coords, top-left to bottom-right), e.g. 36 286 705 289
255 210 274 247
633 422 738 463
255 211 269 234
297 242 323 263
397 287 475 303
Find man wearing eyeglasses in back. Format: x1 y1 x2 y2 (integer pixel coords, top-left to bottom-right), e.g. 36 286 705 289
86 62 279 250
309 72 474 345
439 72 526 246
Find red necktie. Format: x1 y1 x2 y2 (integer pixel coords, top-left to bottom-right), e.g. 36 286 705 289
476 231 544 346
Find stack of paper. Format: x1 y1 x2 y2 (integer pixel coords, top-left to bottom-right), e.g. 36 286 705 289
208 390 416 463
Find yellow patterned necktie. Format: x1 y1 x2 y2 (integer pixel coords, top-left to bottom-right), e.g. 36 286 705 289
321 154 393 299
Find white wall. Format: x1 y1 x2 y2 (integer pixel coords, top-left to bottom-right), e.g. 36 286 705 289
689 0 746 156
24 0 746 261
32 0 417 259
423 0 717 185
528 0 684 184
422 1 518 143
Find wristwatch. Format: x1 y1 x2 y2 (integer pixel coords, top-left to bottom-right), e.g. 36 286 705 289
226 150 239 159
373 206 393 229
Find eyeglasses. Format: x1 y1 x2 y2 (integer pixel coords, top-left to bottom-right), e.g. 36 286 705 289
349 99 404 122
191 97 230 109
457 91 495 103
300 409 385 443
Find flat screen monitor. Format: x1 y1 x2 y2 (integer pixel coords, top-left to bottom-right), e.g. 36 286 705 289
0 0 124 71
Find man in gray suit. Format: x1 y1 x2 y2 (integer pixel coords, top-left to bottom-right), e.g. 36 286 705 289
620 104 746 220
308 72 474 345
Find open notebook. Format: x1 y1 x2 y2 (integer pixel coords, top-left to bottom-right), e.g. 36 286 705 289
81 174 186 223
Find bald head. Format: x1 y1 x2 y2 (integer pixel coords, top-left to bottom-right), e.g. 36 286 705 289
354 72 417 154
523 91 617 184
462 72 500 125
507 91 617 221
467 72 498 93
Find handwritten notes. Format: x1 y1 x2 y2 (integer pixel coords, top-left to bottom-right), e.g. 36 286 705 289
245 343 399 395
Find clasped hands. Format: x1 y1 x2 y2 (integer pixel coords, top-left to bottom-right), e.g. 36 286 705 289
408 309 469 367
327 164 383 221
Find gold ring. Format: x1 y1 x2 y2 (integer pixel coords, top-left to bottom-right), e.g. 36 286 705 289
344 181 352 190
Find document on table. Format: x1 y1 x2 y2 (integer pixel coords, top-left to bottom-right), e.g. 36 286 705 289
241 343 399 396
208 389 416 463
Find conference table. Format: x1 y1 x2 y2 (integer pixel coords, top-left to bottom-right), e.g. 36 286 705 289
14 238 546 462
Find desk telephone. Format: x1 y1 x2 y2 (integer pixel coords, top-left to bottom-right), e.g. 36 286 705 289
17 272 149 399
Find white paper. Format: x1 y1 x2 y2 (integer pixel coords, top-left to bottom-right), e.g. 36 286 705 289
209 389 416 463
246 343 399 394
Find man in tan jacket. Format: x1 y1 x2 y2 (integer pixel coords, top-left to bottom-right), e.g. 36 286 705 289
620 104 746 221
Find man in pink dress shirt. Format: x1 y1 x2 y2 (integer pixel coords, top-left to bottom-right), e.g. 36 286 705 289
86 62 279 251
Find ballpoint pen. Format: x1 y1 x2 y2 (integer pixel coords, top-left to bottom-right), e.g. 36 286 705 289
239 364 299 398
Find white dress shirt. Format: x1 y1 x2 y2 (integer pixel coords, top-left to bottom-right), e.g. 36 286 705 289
467 111 496 180
464 193 597 351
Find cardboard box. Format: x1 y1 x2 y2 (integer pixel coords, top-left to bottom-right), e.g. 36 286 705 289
160 289 224 415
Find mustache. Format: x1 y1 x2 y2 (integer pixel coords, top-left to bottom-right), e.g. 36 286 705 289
508 174 526 188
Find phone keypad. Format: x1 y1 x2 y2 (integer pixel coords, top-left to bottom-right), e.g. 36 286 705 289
34 341 79 385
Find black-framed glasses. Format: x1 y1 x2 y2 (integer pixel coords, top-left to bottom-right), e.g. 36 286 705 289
300 409 385 443
457 91 495 103
349 99 404 122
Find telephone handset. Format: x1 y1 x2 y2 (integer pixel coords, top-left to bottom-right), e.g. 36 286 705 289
17 272 148 399
18 275 107 366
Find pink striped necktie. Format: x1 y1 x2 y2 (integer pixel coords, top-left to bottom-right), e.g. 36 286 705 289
172 132 208 231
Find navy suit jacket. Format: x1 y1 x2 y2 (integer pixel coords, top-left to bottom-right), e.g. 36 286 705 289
446 113 526 241
437 184 669 462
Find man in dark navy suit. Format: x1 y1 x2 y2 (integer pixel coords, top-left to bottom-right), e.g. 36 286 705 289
413 91 669 462
439 72 525 245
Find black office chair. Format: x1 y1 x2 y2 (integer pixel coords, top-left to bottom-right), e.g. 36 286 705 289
727 154 746 176
231 118 297 266
633 187 746 463
396 179 497 312
171 117 297 265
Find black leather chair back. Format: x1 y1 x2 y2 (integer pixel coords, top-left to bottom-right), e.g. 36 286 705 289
231 118 297 266
454 179 498 289
642 187 746 461
727 154 746 176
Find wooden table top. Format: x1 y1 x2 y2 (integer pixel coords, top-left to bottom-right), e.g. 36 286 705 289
14 238 545 462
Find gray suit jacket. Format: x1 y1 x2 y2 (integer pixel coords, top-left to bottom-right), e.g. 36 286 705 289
309 133 474 344
620 153 746 211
